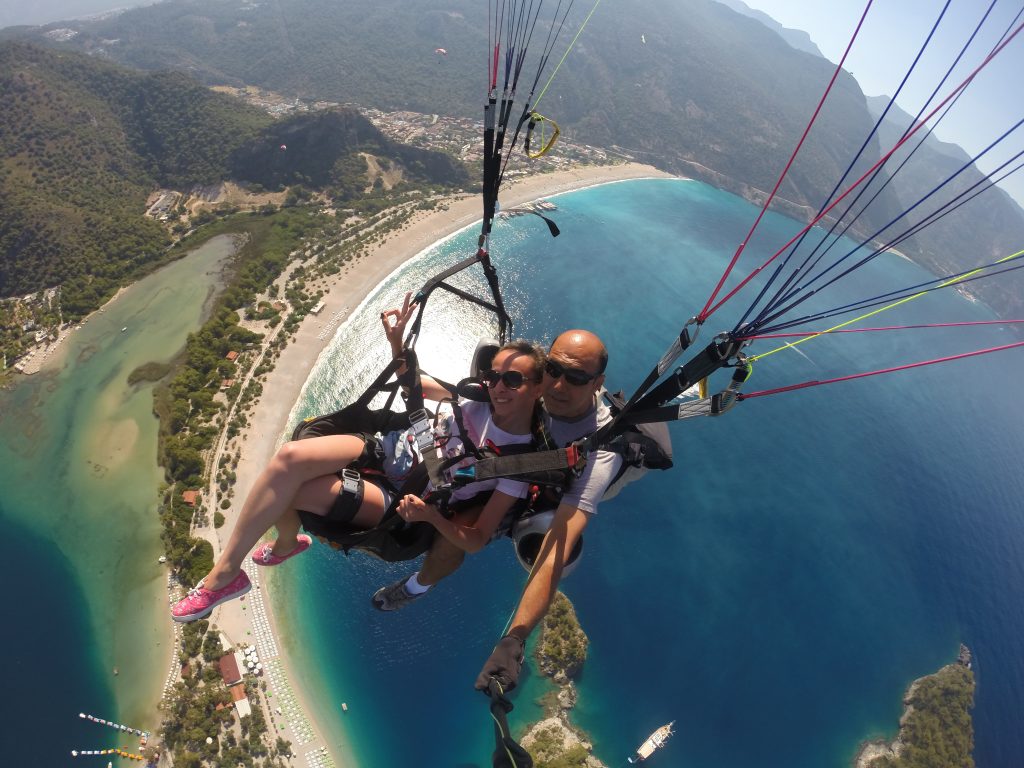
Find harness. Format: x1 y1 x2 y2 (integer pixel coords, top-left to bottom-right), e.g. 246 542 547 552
290 380 542 561
451 388 675 517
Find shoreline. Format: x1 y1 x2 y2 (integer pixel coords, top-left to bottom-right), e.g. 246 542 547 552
853 645 974 768
13 286 129 376
204 161 674 765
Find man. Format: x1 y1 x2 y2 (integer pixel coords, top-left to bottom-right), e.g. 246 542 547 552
373 329 623 693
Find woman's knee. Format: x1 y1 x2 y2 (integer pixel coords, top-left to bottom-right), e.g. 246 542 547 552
271 436 358 475
267 440 307 475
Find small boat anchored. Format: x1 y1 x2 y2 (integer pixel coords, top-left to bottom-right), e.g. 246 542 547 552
628 721 674 763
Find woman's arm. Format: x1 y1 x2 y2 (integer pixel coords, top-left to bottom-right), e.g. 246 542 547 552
380 292 453 401
396 490 519 553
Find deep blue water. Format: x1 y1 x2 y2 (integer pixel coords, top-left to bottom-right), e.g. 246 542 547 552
0 506 116 762
279 178 1024 768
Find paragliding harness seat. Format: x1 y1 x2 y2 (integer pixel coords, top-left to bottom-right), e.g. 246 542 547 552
290 400 439 562
289 345 547 562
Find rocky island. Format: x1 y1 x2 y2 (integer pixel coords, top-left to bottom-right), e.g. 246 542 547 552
519 592 609 768
855 644 975 768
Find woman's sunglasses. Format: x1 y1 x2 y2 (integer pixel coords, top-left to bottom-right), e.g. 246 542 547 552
481 369 537 390
544 359 599 386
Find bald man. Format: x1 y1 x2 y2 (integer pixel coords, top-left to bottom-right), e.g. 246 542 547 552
372 330 624 691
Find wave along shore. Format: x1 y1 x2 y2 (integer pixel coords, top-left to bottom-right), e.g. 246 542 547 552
191 162 674 766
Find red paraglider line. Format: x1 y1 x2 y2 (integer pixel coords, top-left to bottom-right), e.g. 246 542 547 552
697 0 875 323
700 17 1024 323
744 319 1024 339
739 340 1024 399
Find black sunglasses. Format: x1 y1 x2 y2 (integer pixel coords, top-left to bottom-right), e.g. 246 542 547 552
481 369 535 390
544 359 599 386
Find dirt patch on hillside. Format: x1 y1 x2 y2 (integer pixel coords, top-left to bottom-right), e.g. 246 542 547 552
361 152 404 192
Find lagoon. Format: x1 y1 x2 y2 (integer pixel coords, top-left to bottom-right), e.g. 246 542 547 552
0 235 237 764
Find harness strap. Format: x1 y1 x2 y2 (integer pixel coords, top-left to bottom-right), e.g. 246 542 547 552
460 446 583 486
461 365 749 486
326 468 364 523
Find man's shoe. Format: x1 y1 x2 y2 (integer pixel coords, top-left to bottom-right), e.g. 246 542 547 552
371 576 427 611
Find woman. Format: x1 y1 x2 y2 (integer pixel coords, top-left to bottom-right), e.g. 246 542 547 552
171 294 545 622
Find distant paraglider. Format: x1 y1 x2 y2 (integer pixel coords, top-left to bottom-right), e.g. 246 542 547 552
435 47 447 56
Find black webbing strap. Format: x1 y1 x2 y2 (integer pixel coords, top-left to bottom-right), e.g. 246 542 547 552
354 355 408 412
391 348 449 499
406 248 512 344
455 362 749 486
629 337 744 413
486 680 533 768
464 446 582 486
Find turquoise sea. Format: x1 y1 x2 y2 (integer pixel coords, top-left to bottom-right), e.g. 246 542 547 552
2 181 1022 767
275 179 1024 767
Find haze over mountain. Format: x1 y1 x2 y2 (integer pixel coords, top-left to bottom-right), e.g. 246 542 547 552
5 0 1022 319
715 0 823 57
0 0 163 30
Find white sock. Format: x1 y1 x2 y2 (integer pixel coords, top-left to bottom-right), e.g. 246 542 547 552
405 572 431 595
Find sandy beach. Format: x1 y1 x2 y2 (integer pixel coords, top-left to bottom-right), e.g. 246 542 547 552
190 161 674 765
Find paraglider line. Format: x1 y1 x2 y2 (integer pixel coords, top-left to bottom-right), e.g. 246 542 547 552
699 15 1024 322
739 340 1024 399
697 0 875 322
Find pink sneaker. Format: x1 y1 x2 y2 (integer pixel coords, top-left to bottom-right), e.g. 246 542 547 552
251 534 312 566
171 571 251 623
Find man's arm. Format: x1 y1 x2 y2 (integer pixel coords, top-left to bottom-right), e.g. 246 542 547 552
475 501 590 691
507 501 590 639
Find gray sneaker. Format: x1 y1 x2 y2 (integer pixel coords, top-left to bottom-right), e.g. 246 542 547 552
372 576 427 611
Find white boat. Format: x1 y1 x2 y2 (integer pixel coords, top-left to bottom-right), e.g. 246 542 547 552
628 721 674 763
121 327 127 332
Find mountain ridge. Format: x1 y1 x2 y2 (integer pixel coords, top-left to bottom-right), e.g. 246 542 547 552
6 0 1023 320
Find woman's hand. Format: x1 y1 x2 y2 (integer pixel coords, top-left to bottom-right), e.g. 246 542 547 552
380 291 417 356
397 494 438 524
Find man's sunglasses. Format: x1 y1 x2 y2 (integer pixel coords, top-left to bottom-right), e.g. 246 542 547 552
544 359 599 386
481 369 536 390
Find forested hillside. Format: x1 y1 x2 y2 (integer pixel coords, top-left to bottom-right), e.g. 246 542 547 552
0 42 468 310
0 41 269 309
8 0 1023 317
32 0 899 224
230 109 468 197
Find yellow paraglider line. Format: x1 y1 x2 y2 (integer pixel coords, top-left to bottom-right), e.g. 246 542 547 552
532 0 603 111
747 246 1024 363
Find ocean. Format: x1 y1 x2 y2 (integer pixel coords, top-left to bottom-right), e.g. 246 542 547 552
1 181 1022 768
275 178 1024 767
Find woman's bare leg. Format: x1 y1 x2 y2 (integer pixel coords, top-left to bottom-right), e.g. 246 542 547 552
417 506 481 586
290 473 391 528
270 509 303 557
203 434 367 588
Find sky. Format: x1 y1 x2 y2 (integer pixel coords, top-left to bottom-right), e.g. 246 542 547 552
739 0 1024 206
